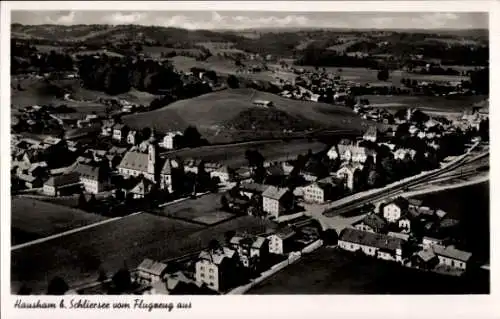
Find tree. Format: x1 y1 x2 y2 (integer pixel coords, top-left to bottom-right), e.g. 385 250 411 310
377 68 389 81
367 170 382 188
183 126 202 148
479 119 489 141
227 75 240 89
87 194 97 209
322 229 339 246
78 192 87 209
112 267 131 293
47 276 69 295
220 195 229 210
245 149 264 168
224 230 236 244
17 284 32 295
208 239 221 252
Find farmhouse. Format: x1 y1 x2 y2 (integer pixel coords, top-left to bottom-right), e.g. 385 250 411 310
136 259 168 285
43 172 81 196
353 214 388 233
338 228 404 263
327 144 375 164
74 162 109 194
268 227 297 255
195 247 240 292
262 186 295 219
229 235 269 270
303 176 341 204
336 162 363 191
432 245 472 270
383 197 410 223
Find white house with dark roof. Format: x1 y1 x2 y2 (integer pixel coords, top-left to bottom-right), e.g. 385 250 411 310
74 162 109 194
432 245 472 270
338 228 404 263
229 235 269 269
195 247 240 292
336 162 363 191
268 227 297 255
160 131 183 150
262 186 294 218
136 259 168 285
43 172 81 196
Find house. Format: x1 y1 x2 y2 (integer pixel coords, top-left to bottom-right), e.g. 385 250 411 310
160 131 183 150
252 100 274 107
239 182 270 199
229 235 269 270
338 228 404 263
387 232 410 241
411 248 439 270
74 162 109 194
112 124 129 142
383 197 410 223
268 227 297 255
43 172 81 196
327 144 375 164
148 271 212 295
336 163 363 191
262 186 295 218
127 130 138 145
210 166 233 184
393 148 417 160
353 214 388 233
303 176 340 204
101 122 114 137
363 126 378 142
18 173 43 189
136 259 168 285
195 247 240 292
129 178 156 199
422 236 444 249
398 217 412 233
432 245 472 270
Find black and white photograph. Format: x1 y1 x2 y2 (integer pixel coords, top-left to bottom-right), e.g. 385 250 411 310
4 3 492 303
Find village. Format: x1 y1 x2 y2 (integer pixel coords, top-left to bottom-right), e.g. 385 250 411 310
10 89 488 294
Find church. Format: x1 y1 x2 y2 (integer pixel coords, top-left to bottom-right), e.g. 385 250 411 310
117 133 177 192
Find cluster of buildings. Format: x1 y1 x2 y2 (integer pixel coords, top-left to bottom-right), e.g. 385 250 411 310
132 226 320 295
338 196 473 274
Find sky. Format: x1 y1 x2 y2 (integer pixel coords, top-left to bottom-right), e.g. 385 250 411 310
11 11 488 30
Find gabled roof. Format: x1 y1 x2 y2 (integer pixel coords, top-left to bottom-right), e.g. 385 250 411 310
239 182 270 194
137 258 168 277
432 245 472 262
118 151 149 172
359 214 387 231
198 247 236 265
273 227 296 240
417 248 437 262
44 172 81 187
387 197 410 211
262 186 290 201
130 178 155 195
387 232 410 241
337 144 369 158
74 162 103 181
339 228 403 252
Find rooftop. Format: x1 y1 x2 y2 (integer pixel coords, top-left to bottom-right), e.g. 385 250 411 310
432 245 472 262
137 258 168 277
262 186 290 201
44 172 81 187
339 228 404 252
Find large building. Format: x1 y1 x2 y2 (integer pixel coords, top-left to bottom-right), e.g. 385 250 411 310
262 186 295 219
74 162 109 194
327 144 376 164
229 235 269 271
117 136 175 192
195 247 240 292
268 227 297 255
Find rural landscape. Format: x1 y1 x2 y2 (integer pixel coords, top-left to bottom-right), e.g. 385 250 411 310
10 11 490 296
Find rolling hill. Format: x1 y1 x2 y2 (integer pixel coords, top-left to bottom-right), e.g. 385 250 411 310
122 88 366 142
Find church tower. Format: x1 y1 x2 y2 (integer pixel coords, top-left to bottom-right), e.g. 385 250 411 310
147 130 157 179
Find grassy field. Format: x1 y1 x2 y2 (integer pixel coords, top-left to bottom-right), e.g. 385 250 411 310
360 94 487 113
122 88 365 140
11 197 109 245
11 211 276 294
143 46 204 59
162 139 328 167
248 247 489 294
151 193 235 225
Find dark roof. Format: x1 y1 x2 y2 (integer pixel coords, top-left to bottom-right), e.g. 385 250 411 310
137 259 168 277
44 172 81 187
266 164 285 176
339 228 403 252
274 226 296 240
359 214 387 231
388 197 410 212
433 245 472 262
262 186 291 201
239 182 270 194
118 151 149 172
74 162 103 181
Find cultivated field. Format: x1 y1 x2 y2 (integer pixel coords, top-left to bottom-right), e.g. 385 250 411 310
151 193 236 226
247 247 489 294
162 139 328 168
123 88 365 140
11 212 276 294
11 197 109 245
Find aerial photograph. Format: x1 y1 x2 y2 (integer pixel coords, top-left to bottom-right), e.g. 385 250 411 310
10 10 489 295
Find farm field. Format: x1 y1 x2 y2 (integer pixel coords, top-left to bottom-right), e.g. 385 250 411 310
11 197 109 245
123 88 366 140
11 211 276 294
359 94 487 113
247 247 489 294
161 139 328 168
150 193 236 226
